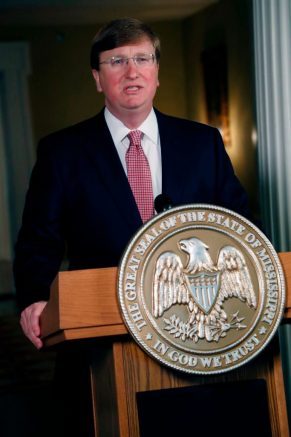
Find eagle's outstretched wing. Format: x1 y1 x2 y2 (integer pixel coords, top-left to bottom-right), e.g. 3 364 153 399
153 251 189 317
217 245 257 308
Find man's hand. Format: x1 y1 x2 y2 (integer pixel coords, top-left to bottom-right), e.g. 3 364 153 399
20 301 48 349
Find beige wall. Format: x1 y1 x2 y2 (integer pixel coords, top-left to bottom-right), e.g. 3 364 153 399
183 0 258 212
0 20 187 143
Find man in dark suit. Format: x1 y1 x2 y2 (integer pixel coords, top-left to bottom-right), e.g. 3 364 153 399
14 17 251 350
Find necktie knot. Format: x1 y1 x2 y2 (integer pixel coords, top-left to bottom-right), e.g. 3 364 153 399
128 130 143 149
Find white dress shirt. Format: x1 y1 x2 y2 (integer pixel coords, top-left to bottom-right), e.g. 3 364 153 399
104 107 162 200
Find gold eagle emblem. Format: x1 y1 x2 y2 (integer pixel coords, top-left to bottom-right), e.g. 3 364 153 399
153 237 257 342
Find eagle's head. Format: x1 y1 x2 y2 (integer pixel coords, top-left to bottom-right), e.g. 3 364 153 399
179 237 215 273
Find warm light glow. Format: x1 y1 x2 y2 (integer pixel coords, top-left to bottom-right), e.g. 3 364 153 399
251 127 258 146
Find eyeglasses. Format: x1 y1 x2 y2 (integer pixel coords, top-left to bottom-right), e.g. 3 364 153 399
99 53 156 69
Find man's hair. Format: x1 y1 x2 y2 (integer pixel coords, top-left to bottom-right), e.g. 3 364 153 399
90 17 161 70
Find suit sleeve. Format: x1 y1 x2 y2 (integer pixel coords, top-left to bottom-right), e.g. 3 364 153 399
13 139 66 311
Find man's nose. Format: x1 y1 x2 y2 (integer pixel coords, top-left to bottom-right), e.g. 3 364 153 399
125 59 139 76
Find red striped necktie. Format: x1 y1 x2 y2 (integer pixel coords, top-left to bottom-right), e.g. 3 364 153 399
125 130 154 223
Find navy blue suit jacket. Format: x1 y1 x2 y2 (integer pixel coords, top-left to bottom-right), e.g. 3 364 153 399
14 109 251 310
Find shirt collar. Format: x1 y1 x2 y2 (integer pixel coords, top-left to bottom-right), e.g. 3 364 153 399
104 107 158 145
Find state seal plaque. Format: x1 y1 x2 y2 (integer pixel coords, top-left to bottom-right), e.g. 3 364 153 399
118 205 285 374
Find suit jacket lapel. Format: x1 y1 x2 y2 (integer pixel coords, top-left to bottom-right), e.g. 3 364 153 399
82 110 142 231
156 110 184 204
81 109 185 229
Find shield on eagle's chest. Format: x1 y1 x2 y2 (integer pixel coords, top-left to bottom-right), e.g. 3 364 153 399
187 271 221 314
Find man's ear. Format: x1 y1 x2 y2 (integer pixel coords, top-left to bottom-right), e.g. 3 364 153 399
92 69 103 93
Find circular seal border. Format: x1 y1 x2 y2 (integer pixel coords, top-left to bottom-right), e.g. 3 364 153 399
118 204 286 375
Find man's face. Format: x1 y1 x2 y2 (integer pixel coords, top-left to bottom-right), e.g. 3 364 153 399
92 38 159 124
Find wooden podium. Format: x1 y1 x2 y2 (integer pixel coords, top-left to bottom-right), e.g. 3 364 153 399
41 253 291 436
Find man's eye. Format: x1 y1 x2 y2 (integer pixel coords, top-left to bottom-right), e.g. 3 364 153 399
136 56 148 64
112 58 125 66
